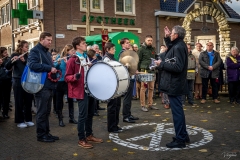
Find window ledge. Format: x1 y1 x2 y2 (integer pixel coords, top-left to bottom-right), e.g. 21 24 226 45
0 22 10 29
115 12 136 16
80 10 105 14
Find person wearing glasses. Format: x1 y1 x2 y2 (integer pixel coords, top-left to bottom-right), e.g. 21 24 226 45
199 42 221 104
155 25 189 148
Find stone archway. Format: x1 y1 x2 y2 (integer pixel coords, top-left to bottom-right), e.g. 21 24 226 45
182 6 231 58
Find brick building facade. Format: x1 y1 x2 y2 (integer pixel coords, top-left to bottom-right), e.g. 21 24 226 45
0 0 239 56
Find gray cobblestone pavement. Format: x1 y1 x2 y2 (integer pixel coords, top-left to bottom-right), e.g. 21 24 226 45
0 94 239 160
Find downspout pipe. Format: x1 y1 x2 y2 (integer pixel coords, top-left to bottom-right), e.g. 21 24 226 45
156 15 160 54
54 0 56 49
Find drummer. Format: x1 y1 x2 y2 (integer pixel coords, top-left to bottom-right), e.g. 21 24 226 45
137 35 159 112
119 38 139 123
65 36 103 149
103 42 123 133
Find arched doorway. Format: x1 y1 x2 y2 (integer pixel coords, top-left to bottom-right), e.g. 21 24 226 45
182 6 231 59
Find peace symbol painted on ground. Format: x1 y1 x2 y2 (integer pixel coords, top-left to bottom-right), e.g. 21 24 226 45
109 123 213 151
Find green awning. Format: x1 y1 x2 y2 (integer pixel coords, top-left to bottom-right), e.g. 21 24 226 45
85 32 121 43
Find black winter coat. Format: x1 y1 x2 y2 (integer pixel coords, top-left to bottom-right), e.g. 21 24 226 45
157 37 188 96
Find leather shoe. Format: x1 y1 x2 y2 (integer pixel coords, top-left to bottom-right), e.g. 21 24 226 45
97 106 105 110
37 135 55 142
117 126 123 132
110 130 121 133
86 135 103 143
69 118 78 124
94 112 100 116
123 117 135 123
48 133 59 140
166 137 186 148
78 139 93 149
172 136 190 144
59 120 65 127
129 115 139 120
2 114 10 119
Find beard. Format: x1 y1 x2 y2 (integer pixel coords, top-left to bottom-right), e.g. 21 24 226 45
146 43 152 47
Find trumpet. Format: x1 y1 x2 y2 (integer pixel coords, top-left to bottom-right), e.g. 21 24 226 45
11 52 28 63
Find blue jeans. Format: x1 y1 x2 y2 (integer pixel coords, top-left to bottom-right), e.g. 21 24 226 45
168 95 188 141
77 92 94 140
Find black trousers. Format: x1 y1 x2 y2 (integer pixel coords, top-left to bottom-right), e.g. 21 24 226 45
77 92 95 140
0 79 12 115
202 75 218 100
56 81 73 117
122 80 134 119
52 89 57 112
13 78 33 123
228 81 240 102
35 88 52 138
107 97 121 132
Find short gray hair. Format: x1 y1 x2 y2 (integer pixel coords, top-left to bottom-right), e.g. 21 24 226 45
92 44 99 48
231 46 239 53
87 45 92 50
172 25 186 39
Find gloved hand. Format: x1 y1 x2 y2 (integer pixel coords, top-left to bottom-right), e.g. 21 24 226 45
75 73 81 80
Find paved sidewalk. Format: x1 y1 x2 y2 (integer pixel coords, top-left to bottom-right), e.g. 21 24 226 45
0 95 239 160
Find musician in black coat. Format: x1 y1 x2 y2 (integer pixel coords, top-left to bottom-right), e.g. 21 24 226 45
0 47 12 118
5 40 34 128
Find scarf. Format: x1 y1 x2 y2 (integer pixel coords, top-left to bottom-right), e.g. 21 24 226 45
229 55 237 64
105 52 116 61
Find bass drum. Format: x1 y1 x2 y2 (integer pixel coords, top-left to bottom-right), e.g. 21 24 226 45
86 61 129 101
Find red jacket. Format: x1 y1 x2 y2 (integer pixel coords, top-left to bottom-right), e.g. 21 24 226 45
65 55 85 99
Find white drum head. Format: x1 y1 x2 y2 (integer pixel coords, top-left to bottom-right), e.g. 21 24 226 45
86 62 118 101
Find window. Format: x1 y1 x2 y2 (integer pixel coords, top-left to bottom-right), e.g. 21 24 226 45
206 2 214 23
115 0 135 15
1 7 6 25
80 0 104 13
15 0 19 9
194 2 202 22
6 4 10 23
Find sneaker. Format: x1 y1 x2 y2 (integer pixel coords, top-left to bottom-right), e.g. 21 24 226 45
25 121 35 127
200 99 206 104
149 106 159 110
17 123 27 128
214 99 220 104
141 106 148 112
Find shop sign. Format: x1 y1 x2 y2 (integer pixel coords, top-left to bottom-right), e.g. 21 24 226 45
81 15 135 25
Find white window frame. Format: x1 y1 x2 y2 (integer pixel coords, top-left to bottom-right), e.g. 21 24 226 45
194 1 203 22
80 0 104 13
206 2 214 23
1 6 6 25
115 0 136 16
